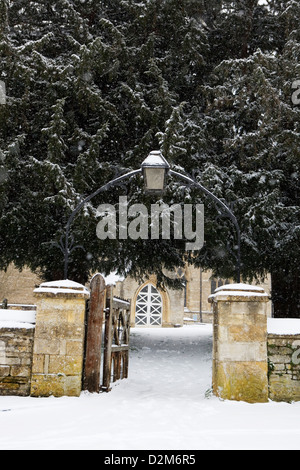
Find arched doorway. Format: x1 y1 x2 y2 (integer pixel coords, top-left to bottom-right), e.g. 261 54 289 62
135 283 163 327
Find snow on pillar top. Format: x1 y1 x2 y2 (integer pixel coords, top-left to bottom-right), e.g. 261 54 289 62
208 283 269 303
34 279 90 298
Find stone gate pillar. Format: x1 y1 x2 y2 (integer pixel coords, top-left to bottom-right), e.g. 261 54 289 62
209 283 270 403
30 280 90 397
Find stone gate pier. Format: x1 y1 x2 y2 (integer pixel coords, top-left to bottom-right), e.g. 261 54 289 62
209 283 270 403
30 280 89 397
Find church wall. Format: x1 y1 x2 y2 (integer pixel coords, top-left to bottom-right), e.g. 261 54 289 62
0 264 273 326
185 266 213 322
0 265 41 305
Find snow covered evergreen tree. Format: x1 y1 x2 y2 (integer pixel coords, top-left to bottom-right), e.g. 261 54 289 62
195 0 300 316
0 0 299 315
0 0 210 285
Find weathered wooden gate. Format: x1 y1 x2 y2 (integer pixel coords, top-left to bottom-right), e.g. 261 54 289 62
83 274 131 393
102 287 131 391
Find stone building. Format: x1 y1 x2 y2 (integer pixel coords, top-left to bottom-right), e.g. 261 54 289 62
112 266 272 327
0 265 41 306
0 263 272 327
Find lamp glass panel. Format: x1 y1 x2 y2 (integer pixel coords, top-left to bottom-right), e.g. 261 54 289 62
144 168 165 191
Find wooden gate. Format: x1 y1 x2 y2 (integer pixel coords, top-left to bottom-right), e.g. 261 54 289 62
102 287 131 391
83 274 131 393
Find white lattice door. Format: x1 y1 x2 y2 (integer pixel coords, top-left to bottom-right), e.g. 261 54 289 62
135 284 162 327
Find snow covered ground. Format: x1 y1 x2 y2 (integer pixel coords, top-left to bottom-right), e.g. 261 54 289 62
1 324 300 450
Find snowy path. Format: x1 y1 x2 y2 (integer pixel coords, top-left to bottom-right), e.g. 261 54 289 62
0 325 300 450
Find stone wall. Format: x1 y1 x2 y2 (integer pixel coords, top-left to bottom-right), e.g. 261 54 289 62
268 334 300 402
2 277 300 403
0 326 35 396
0 280 89 398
